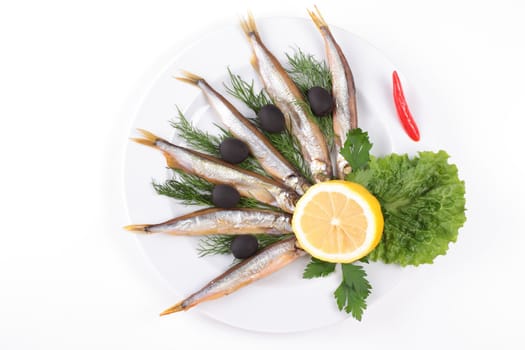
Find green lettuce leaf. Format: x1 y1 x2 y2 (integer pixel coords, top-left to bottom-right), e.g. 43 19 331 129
347 150 466 266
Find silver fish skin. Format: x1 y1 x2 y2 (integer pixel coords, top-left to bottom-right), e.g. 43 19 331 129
309 7 358 179
177 71 310 195
160 237 305 315
124 208 292 235
132 129 298 213
240 14 332 183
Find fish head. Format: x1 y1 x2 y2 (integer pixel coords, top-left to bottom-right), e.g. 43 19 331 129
311 159 332 183
277 190 299 214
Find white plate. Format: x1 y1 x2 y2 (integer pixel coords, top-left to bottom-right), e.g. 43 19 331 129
124 16 424 333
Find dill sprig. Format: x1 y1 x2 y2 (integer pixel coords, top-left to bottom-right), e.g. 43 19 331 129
197 233 293 257
225 69 311 180
170 107 265 175
170 107 221 156
153 169 213 207
237 197 282 211
225 68 272 113
286 49 335 148
154 110 280 209
196 235 233 256
263 126 312 181
286 48 332 92
154 169 280 211
315 113 335 148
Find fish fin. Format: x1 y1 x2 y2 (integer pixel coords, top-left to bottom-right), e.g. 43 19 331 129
308 5 328 31
175 70 203 85
240 11 259 40
123 224 150 233
160 301 185 316
131 129 182 169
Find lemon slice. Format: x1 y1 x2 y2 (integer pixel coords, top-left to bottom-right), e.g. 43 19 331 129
291 180 384 263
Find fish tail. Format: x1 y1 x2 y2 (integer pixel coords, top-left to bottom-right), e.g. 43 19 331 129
123 224 150 233
240 12 261 71
175 70 204 85
131 129 182 169
130 128 162 147
308 5 328 31
240 11 259 41
159 301 185 316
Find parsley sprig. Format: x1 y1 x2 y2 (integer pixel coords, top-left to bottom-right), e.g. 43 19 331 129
303 257 372 321
340 128 373 171
334 264 372 321
301 128 374 321
303 257 336 278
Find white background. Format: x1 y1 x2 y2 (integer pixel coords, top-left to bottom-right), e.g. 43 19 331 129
1 0 524 348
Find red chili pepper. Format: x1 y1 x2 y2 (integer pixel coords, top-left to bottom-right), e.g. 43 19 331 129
392 70 420 141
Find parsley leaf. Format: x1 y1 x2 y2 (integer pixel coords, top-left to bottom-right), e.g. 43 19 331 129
340 128 373 171
333 264 371 321
302 257 336 278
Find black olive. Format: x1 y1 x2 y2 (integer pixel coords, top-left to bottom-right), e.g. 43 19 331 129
219 137 249 164
211 184 240 208
230 235 259 259
257 104 286 133
307 86 333 116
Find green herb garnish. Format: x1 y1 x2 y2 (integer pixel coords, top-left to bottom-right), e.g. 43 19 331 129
302 258 371 321
154 169 277 211
153 169 213 207
264 128 311 181
340 128 373 171
339 128 466 266
170 108 264 175
333 264 372 321
286 48 332 93
286 49 334 147
346 150 467 266
197 234 292 257
170 107 222 156
299 128 373 320
302 258 336 279
225 69 311 179
225 69 272 113
196 235 235 257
